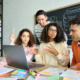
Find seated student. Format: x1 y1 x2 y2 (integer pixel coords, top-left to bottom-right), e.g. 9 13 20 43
35 22 69 67
69 17 80 70
2 29 37 62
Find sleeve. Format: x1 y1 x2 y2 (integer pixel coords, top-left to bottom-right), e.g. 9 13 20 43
10 42 15 45
35 44 44 64
71 41 76 66
77 63 80 70
56 42 69 67
71 42 80 69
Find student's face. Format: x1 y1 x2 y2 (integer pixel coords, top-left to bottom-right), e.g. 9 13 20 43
20 32 30 44
69 24 80 41
36 14 48 27
48 26 57 41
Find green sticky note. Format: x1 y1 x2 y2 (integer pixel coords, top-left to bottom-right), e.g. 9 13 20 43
48 75 62 80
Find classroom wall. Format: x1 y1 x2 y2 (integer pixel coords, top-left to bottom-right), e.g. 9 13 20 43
3 0 80 63
3 0 80 45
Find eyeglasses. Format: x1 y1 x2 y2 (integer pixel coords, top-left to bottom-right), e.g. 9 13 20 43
49 28 57 32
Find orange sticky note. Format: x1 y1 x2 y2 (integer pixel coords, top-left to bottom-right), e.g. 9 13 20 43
63 77 75 80
41 71 51 75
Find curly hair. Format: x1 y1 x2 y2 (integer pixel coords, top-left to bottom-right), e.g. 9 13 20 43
15 28 35 47
41 22 65 43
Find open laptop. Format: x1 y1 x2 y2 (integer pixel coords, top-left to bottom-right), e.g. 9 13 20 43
3 45 44 70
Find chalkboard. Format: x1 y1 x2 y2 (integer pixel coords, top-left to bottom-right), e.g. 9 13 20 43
35 3 80 45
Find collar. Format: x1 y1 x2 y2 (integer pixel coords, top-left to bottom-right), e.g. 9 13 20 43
77 41 80 46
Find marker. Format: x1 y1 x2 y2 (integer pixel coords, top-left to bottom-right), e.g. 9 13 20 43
29 70 40 78
30 70 35 78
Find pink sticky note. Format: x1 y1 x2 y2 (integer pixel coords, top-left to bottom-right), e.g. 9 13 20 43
74 71 80 74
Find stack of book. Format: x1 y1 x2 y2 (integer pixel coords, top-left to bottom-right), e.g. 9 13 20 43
11 68 29 78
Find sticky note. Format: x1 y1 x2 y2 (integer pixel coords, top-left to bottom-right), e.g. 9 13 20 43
16 69 25 72
19 71 27 74
25 70 28 72
41 71 51 75
48 75 62 80
74 71 80 74
11 70 19 75
63 77 75 80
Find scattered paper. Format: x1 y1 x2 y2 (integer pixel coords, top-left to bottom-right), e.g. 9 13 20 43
0 67 14 75
60 69 80 80
39 67 66 75
0 78 18 80
27 75 48 80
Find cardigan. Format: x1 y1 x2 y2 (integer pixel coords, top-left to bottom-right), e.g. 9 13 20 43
35 41 69 67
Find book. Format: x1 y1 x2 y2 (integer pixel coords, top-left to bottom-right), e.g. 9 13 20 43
11 68 29 78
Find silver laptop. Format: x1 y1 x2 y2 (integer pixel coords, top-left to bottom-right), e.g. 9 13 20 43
3 45 44 70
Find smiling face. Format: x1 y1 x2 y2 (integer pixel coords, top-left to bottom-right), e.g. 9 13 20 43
69 24 80 41
48 26 57 41
36 14 48 27
20 31 30 45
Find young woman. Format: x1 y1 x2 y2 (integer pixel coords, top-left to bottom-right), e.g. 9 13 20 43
35 22 69 67
2 29 37 62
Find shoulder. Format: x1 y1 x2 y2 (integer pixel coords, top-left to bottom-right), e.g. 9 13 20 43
35 24 41 28
72 41 78 46
39 42 47 47
57 41 67 47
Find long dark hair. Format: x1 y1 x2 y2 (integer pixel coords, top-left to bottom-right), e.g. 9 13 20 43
15 28 35 47
41 22 65 43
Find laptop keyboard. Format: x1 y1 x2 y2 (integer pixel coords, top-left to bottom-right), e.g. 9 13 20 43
28 62 44 68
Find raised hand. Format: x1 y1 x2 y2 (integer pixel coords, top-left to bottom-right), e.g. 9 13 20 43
9 32 15 44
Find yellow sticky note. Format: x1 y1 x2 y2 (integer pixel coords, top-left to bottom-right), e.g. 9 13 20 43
63 77 75 80
12 70 19 75
41 71 51 75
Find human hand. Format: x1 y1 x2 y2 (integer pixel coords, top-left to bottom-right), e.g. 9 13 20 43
0 58 6 62
9 32 15 44
45 44 58 56
28 47 38 55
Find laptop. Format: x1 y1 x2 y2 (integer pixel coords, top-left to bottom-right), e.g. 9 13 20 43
3 45 44 70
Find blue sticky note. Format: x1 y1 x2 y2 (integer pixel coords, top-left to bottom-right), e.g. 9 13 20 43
16 68 26 72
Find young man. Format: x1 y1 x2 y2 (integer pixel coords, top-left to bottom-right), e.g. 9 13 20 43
34 10 67 45
69 17 80 70
34 10 49 44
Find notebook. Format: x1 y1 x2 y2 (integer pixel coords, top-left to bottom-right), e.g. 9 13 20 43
3 45 44 70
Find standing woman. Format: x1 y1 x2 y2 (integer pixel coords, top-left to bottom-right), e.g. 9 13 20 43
35 22 69 67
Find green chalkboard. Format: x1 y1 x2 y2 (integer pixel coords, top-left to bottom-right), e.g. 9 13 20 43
47 3 80 45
